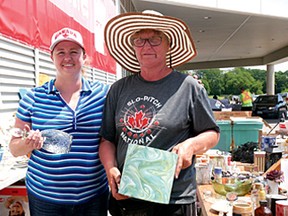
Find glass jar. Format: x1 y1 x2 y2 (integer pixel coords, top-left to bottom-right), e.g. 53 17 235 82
255 200 272 216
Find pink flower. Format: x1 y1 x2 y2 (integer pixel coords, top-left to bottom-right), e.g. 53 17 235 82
265 170 284 183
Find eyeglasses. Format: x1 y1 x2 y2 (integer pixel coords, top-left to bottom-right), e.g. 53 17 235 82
131 36 162 47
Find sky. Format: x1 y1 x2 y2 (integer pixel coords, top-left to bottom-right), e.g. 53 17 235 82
274 62 288 71
247 61 288 72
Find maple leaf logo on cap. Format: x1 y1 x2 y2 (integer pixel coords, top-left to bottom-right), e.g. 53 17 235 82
50 27 84 51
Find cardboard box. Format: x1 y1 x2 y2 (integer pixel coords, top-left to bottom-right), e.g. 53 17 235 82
0 186 30 216
213 111 252 120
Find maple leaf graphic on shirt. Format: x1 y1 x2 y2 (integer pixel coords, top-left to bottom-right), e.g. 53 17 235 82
127 110 150 130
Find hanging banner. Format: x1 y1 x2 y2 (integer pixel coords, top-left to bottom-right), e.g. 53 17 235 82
0 0 116 74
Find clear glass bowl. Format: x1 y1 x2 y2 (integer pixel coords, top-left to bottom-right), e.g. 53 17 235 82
212 177 252 196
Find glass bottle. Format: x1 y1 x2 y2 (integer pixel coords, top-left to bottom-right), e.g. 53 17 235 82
254 200 272 216
258 184 266 201
251 183 261 209
214 166 222 183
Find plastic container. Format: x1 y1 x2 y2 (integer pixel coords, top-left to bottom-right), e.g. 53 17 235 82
232 120 263 146
215 120 231 151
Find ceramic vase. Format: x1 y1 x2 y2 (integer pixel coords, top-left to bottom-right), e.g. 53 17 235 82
267 179 278 194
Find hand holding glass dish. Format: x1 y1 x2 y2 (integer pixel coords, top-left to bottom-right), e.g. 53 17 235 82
10 128 73 154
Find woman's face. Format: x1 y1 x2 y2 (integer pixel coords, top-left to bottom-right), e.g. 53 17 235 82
51 41 86 77
131 29 170 68
10 202 24 216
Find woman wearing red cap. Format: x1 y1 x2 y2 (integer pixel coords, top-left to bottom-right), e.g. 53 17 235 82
9 28 109 215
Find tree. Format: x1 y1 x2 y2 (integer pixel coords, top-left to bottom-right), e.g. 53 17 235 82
223 68 262 95
275 71 288 93
246 68 266 93
198 69 224 95
180 67 288 97
201 79 210 94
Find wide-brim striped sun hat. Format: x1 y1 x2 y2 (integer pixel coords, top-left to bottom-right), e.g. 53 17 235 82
104 10 197 73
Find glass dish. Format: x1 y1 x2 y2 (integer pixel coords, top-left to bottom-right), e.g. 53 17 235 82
212 177 252 196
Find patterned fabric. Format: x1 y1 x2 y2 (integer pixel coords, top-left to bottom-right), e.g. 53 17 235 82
118 144 178 204
16 78 109 204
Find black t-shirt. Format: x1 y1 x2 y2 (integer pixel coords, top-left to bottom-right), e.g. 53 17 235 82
100 70 219 204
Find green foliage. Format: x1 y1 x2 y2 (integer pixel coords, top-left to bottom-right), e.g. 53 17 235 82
275 71 288 93
187 67 288 97
246 68 266 93
182 67 288 96
200 69 224 95
227 68 260 94
201 79 210 93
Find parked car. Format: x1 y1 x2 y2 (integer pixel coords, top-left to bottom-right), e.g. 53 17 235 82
252 94 259 101
252 94 287 119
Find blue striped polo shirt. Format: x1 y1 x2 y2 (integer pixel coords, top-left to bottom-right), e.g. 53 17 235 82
16 77 109 204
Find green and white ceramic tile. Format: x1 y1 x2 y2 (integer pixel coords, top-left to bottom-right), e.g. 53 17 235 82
118 144 178 204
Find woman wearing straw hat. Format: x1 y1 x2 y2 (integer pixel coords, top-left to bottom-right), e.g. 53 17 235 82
99 11 220 216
